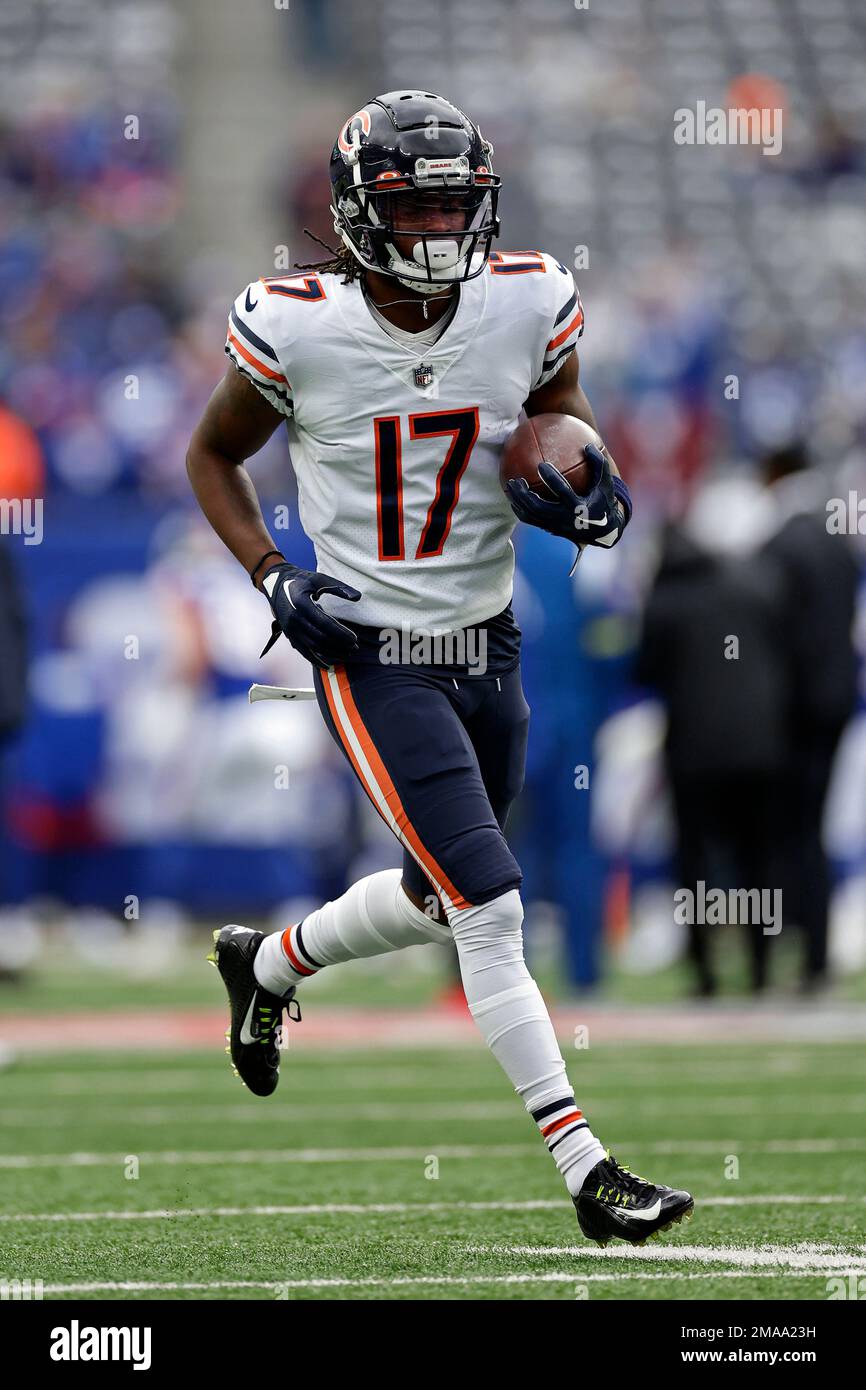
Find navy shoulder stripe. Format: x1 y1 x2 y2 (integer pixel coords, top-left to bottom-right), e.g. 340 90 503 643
230 306 279 362
553 290 577 327
225 347 292 409
542 342 577 372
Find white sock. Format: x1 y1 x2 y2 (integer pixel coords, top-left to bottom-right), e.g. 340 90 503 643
448 888 605 1197
253 869 451 993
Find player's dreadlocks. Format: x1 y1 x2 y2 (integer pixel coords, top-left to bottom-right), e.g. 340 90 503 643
294 227 363 285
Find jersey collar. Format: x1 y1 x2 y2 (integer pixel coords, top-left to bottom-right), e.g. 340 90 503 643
335 269 489 388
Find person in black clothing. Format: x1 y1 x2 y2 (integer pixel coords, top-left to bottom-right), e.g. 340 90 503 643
0 539 28 982
0 542 27 739
760 444 859 991
636 514 791 995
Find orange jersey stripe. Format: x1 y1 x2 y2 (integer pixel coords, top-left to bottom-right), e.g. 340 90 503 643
546 308 584 353
333 667 470 910
541 1110 583 1138
325 667 471 912
227 330 289 384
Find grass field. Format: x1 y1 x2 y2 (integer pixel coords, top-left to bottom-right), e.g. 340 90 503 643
2 1007 865 1300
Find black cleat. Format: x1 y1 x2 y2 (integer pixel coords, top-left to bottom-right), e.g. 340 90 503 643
574 1152 694 1247
207 925 300 1097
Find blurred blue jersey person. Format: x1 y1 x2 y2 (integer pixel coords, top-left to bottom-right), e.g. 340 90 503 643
512 526 628 987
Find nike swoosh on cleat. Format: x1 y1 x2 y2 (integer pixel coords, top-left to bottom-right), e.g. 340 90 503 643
613 1199 662 1222
239 992 260 1045
245 288 257 313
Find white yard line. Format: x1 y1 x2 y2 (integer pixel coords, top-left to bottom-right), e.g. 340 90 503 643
691 1194 865 1205
2 1137 864 1168
650 1138 866 1154
5 1070 510 1096
4 1200 565 1222
471 1242 866 1271
2 1094 864 1127
38 1267 863 1295
0 1144 534 1169
1 1194 863 1223
6 1063 857 1098
0 1102 519 1126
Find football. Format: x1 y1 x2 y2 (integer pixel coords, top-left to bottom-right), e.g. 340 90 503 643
500 412 603 499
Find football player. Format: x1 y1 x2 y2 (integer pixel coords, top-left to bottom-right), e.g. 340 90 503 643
187 90 693 1246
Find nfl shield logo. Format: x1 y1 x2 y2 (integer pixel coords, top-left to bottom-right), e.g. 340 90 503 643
413 363 435 388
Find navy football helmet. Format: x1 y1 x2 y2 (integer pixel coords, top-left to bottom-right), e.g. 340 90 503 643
329 90 501 294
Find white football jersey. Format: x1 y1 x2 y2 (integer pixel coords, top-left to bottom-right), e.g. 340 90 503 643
225 249 584 634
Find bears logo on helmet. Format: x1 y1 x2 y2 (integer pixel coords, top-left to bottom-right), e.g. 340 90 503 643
337 107 372 162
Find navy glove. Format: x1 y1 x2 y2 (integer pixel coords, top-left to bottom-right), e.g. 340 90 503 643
506 443 632 550
259 561 361 668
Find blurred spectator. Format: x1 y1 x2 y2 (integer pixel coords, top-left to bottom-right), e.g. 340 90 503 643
0 538 29 979
514 528 626 988
278 148 341 270
0 403 44 500
760 443 860 991
0 401 36 973
636 477 792 995
0 543 27 738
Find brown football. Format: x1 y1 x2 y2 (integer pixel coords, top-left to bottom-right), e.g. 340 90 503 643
500 413 603 499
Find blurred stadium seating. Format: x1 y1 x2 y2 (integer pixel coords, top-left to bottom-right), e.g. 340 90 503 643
1 0 865 991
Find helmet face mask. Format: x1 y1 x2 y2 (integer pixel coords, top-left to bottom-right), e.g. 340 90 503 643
360 183 498 292
329 91 501 293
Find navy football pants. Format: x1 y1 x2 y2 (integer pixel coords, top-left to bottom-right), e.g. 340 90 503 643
313 662 529 912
